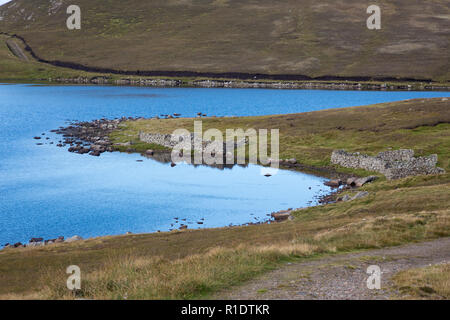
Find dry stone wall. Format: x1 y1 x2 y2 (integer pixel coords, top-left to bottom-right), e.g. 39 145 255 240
139 132 247 154
331 149 445 180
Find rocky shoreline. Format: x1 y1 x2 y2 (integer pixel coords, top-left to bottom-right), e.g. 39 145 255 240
10 118 379 251
50 118 378 197
51 117 132 157
2 32 448 92
47 76 450 91
3 235 83 249
2 171 376 251
22 115 430 252
50 117 360 180
270 175 378 222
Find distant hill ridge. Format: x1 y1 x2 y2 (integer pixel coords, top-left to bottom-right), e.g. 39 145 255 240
0 0 449 81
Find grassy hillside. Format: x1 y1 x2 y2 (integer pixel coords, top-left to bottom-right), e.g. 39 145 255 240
0 0 449 81
1 98 449 299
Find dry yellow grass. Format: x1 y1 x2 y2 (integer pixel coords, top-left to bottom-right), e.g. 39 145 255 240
36 242 320 300
393 263 450 299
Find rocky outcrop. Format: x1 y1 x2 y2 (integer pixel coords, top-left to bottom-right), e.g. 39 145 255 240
338 191 369 202
331 149 445 180
352 176 378 187
66 235 83 243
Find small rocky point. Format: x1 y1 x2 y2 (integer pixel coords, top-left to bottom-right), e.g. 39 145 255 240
51 117 139 157
3 235 83 250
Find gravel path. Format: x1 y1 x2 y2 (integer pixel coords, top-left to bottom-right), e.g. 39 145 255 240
215 238 450 300
5 39 29 61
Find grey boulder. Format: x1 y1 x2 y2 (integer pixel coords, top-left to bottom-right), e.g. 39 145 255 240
66 235 83 243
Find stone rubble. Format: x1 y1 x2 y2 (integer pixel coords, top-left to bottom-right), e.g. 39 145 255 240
331 149 445 180
337 191 370 202
48 76 450 91
51 118 136 157
139 131 248 155
3 235 83 250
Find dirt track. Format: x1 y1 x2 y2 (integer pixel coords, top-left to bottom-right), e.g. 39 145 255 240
215 238 450 300
5 39 28 61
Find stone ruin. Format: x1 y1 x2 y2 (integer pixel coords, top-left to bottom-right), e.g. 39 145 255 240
139 131 247 155
331 149 445 180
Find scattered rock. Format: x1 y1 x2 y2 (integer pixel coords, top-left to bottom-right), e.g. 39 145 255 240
354 176 378 187
52 118 127 157
115 141 131 146
66 235 83 243
55 236 65 243
324 179 342 187
338 191 370 202
271 210 292 222
352 191 369 200
332 149 445 180
339 194 352 202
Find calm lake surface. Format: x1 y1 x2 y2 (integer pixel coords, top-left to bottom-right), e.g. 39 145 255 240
1 84 449 245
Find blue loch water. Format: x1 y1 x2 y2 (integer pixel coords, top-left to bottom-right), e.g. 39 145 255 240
0 84 449 245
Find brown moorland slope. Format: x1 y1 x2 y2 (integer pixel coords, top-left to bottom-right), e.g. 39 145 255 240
0 0 449 81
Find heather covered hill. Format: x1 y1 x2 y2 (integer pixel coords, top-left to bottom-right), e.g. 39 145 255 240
0 0 449 80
